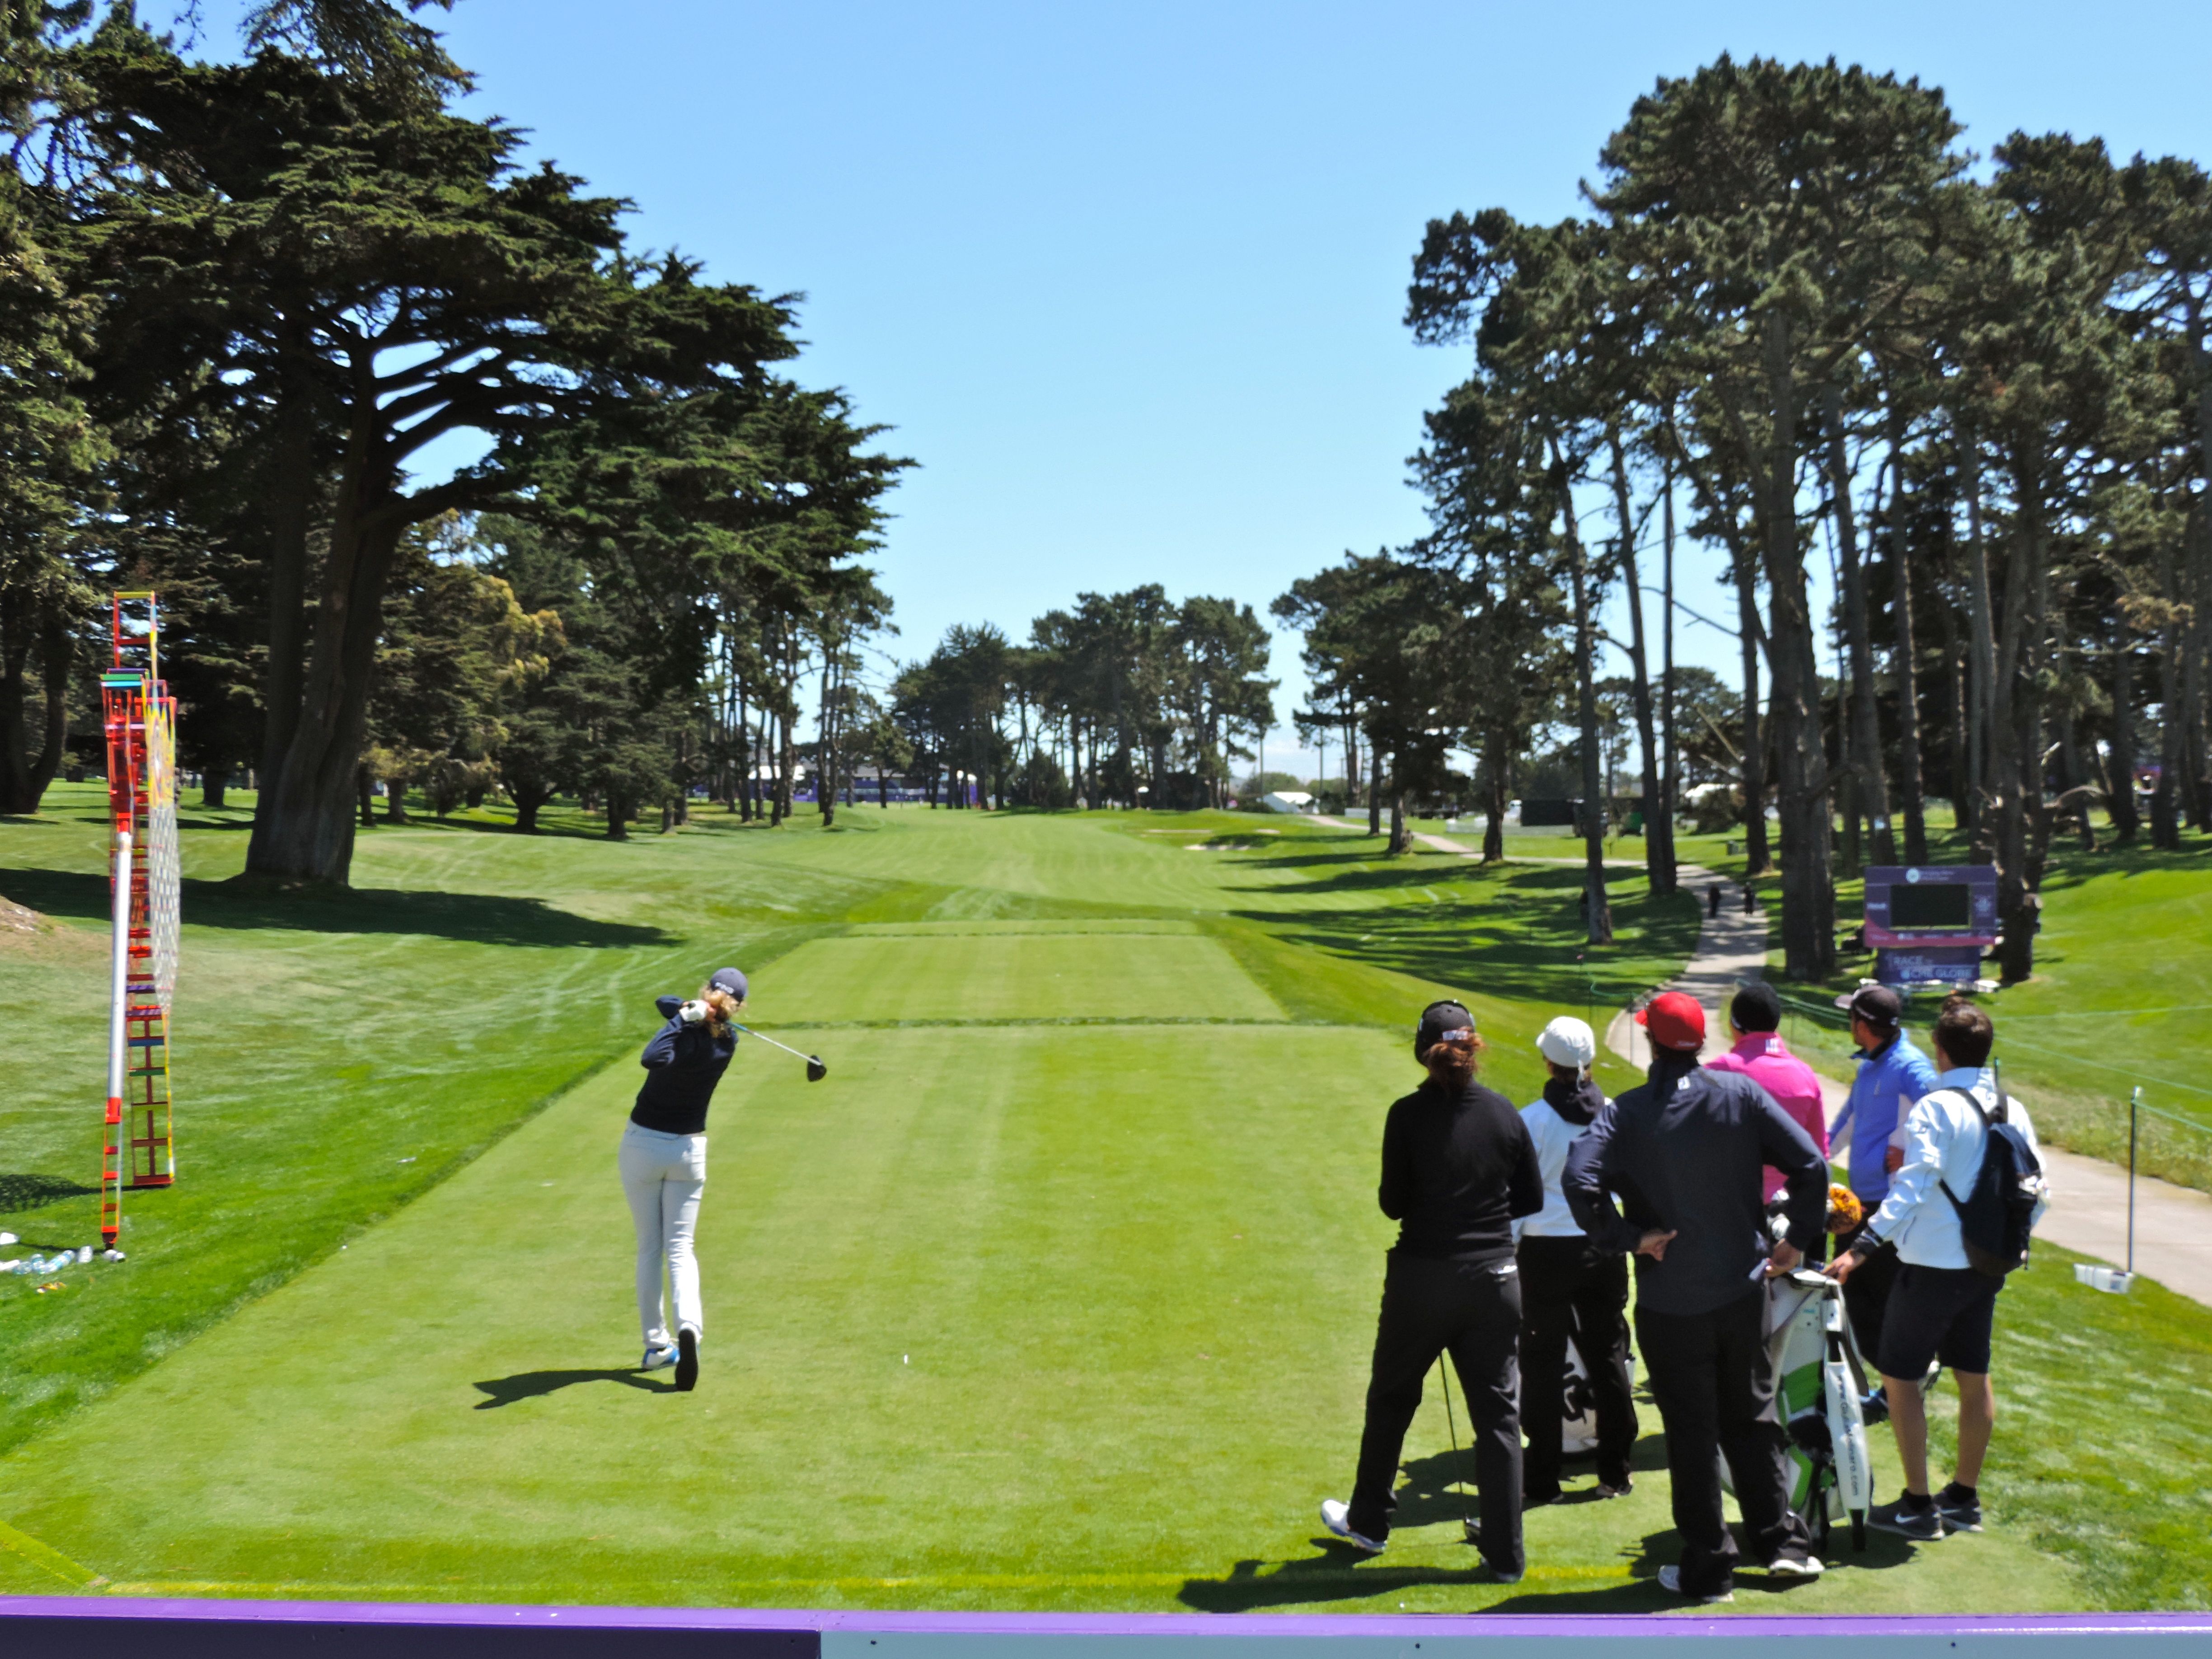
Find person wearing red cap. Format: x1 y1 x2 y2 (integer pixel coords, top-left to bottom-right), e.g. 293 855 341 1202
1563 989 1830 1603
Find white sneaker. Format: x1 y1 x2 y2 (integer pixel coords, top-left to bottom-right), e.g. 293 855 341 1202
1658 1565 1734 1603
641 1341 679 1372
1768 1554 1824 1579
1319 1499 1384 1554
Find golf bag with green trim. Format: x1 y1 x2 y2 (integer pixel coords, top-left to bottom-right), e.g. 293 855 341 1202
1763 1268 1875 1552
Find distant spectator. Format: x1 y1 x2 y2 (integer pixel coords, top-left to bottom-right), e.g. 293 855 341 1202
1703 983 1829 1217
1825 984 1939 1362
1708 882 1722 919
1827 996 2050 1542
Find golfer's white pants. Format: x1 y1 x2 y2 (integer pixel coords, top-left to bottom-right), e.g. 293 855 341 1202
619 1123 706 1347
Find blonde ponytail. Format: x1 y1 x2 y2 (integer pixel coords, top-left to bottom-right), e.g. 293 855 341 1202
701 985 743 1040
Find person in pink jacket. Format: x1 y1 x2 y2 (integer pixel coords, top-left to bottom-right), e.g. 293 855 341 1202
1703 982 1829 1209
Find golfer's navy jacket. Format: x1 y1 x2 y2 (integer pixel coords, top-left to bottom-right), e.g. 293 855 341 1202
1563 1059 1827 1316
630 996 738 1135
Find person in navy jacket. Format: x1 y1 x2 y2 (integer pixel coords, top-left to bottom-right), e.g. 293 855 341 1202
622 966 746 1391
1563 991 1828 1603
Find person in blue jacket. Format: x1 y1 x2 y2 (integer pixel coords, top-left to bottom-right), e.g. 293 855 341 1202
623 966 746 1391
1826 984 1940 1363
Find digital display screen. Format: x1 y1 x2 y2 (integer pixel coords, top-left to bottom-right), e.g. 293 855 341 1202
1888 883 1972 930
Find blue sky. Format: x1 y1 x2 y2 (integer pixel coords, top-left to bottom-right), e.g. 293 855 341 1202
203 1 2212 775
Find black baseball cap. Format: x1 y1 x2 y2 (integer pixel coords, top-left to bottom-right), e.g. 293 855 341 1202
710 967 749 1000
1730 981 1783 1033
1836 983 1903 1029
1415 999 1475 1059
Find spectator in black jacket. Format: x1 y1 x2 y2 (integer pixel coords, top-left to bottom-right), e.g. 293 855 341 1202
1320 1001 1543 1581
1563 991 1829 1604
622 966 747 1392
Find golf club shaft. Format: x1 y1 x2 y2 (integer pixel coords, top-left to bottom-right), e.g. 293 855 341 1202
732 1022 818 1064
1436 1356 1472 1533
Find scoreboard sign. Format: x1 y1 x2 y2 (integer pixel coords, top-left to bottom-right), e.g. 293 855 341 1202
1862 865 1998 989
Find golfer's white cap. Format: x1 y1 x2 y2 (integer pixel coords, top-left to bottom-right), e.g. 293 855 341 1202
1536 1015 1597 1069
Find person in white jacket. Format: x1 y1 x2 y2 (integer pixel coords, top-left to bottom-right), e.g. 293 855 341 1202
1514 1016 1637 1505
1827 996 2049 1542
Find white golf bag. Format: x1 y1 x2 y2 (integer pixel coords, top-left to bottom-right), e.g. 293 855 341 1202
1521 1311 1637 1455
1763 1267 1875 1552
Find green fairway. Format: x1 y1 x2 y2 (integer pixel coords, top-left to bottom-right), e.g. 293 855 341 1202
3 798 2206 1614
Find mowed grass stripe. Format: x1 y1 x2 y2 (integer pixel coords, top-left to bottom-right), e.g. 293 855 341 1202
760 933 1284 1024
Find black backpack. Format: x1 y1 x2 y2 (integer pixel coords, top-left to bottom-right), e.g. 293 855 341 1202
1937 1088 2048 1279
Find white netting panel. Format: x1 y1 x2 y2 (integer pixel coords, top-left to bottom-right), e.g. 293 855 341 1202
145 694 181 1015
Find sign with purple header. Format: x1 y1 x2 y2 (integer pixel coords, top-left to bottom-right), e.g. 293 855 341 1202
1863 865 1998 989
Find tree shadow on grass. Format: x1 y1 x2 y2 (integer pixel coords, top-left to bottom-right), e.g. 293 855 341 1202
1230 866 1701 1009
0 867 670 949
473 1369 675 1408
0 1174 99 1214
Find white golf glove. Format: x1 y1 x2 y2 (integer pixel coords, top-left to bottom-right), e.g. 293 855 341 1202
679 999 710 1025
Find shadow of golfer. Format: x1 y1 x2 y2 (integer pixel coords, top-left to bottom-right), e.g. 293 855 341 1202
472 1368 674 1409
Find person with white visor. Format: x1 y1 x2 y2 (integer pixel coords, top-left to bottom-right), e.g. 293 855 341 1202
622 966 748 1392
1515 1016 1638 1506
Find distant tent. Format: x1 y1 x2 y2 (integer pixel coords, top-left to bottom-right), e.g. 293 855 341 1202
1261 791 1316 814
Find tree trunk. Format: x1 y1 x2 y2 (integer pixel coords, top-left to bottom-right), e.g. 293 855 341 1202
1483 727 1508 864
512 785 546 834
1366 744 1383 836
203 765 230 810
1958 420 2001 863
1609 430 1673 896
1886 415 1929 865
1387 782 1411 855
2153 537 2186 851
254 353 317 827
1825 386 1894 867
1560 455 1613 944
0 594 73 816
356 766 374 828
1760 315 1832 979
1723 553 1772 880
245 479 408 884
1992 492 2049 981
1661 473 1679 885
605 787 631 841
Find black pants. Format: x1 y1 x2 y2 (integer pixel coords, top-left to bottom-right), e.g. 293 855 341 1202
1517 1235 1637 1498
1636 1291 1811 1595
1348 1252 1523 1570
1836 1221 1899 1367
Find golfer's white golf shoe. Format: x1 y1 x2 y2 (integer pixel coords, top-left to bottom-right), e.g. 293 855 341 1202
1318 1500 1384 1554
641 1341 680 1372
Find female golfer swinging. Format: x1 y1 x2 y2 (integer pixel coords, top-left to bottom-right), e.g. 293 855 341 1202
1321 1000 1543 1579
623 966 746 1392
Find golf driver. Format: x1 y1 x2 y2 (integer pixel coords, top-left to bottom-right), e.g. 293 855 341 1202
733 1022 827 1082
1436 1355 1476 1544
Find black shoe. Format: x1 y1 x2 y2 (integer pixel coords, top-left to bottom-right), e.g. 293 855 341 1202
1523 1486 1562 1509
1869 1493 1943 1541
1936 1485 1983 1533
675 1327 699 1392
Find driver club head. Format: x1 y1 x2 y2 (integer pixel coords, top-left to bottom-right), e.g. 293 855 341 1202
806 1057 827 1083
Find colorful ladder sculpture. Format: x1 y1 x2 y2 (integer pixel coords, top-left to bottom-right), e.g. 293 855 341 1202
99 592 181 1250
